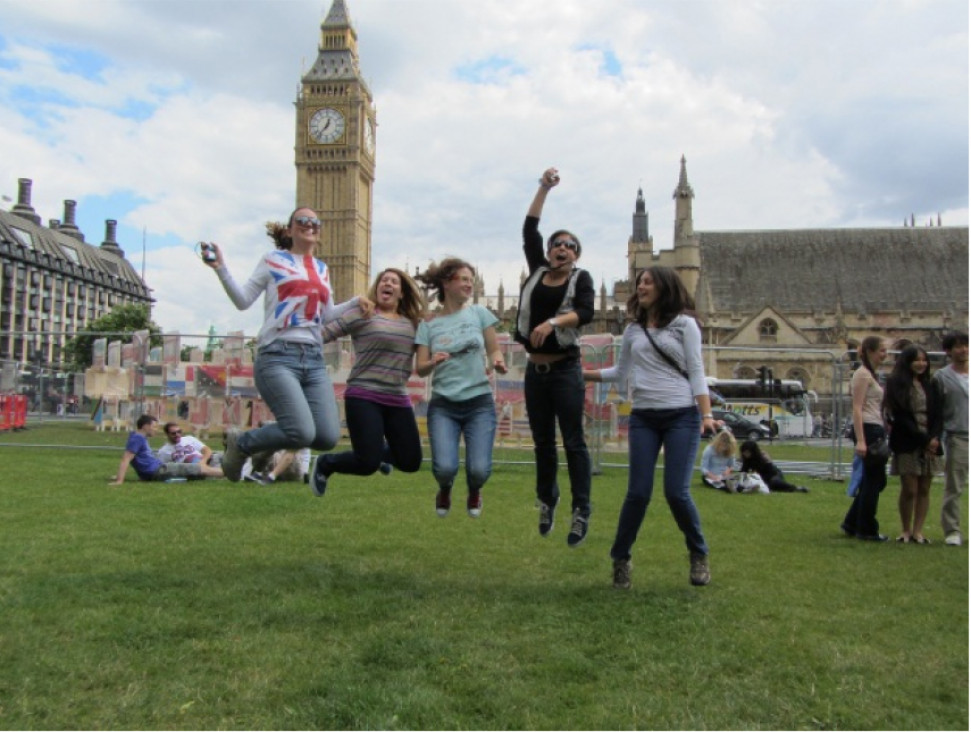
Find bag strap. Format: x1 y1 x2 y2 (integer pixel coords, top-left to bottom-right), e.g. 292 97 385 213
641 324 689 380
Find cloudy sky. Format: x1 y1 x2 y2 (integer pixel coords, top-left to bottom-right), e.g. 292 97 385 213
1 0 967 341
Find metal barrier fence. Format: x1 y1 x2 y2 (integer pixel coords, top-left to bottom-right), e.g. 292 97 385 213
1 329 864 478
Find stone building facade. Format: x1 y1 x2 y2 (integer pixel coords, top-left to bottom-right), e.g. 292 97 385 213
0 178 153 370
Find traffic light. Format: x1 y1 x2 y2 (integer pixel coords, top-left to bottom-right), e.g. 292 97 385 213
756 366 769 388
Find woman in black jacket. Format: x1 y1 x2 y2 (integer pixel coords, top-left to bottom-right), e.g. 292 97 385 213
738 440 809 493
884 345 943 544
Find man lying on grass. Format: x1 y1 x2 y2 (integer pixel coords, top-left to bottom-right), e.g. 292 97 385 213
109 414 224 485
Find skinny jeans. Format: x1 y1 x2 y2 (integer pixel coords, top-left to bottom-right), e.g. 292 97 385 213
611 407 708 561
236 341 341 456
427 393 497 494
319 396 423 476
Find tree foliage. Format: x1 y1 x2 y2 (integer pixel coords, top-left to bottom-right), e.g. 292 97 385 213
63 304 163 371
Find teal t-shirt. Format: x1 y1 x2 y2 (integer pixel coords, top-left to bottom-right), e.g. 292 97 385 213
415 304 498 402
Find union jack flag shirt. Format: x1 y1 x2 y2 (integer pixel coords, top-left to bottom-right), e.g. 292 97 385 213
215 250 358 348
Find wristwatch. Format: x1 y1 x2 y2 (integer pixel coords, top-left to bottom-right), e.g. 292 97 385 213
548 318 558 328
702 413 714 419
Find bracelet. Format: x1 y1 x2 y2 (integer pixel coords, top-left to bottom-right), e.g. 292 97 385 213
702 413 714 419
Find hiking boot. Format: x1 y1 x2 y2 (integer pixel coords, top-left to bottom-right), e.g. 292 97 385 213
378 462 394 476
435 487 451 517
690 552 711 586
567 509 589 548
538 499 557 537
309 455 329 498
467 490 483 518
221 428 244 482
612 558 632 590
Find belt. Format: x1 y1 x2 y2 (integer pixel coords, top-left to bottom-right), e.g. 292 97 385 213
528 357 578 375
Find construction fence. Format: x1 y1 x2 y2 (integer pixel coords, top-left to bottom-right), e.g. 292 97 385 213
1 329 869 478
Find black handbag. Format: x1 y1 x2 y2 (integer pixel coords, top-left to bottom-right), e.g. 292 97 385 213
865 436 891 463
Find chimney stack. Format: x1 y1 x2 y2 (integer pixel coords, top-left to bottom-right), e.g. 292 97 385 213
58 200 85 242
100 219 125 257
11 178 41 225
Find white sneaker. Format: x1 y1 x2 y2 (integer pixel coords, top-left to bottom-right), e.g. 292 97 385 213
945 532 962 547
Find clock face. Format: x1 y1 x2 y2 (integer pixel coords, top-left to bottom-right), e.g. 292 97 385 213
364 117 375 155
309 108 345 144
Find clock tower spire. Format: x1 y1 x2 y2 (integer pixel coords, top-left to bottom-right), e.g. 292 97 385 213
295 0 376 301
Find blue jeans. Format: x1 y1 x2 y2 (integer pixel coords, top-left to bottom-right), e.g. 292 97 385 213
524 358 592 514
237 341 340 456
427 393 497 494
611 407 708 561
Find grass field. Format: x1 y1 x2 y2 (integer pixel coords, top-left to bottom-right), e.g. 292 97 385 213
0 422 967 730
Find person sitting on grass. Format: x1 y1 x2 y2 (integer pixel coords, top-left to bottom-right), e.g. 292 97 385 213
109 414 223 485
245 447 312 485
157 422 222 467
700 429 738 492
738 440 809 493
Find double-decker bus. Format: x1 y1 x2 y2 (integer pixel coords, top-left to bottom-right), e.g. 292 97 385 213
706 378 817 438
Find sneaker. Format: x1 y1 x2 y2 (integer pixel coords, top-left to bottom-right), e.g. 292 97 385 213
309 455 329 498
690 552 711 586
221 428 245 482
435 487 451 517
795 485 810 493
467 490 483 518
612 558 632 590
244 471 264 484
945 532 963 547
567 509 589 548
538 500 557 537
378 462 394 476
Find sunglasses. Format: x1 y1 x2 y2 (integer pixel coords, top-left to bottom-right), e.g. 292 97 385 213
293 216 322 229
168 430 182 437
549 239 579 252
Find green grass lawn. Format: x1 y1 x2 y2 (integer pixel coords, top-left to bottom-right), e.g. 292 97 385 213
0 422 967 730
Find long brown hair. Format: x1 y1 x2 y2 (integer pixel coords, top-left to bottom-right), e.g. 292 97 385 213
416 257 475 304
627 266 695 328
369 268 426 327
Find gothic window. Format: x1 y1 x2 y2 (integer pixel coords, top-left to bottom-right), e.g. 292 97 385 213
735 366 757 379
759 318 778 343
787 368 810 389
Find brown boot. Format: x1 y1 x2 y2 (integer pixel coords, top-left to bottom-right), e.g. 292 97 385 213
689 552 710 586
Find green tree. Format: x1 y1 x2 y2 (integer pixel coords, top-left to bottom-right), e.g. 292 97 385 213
63 304 163 371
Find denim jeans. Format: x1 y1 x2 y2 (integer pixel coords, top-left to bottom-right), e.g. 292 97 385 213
524 358 592 514
236 341 340 456
847 454 863 497
842 423 888 536
427 393 497 493
319 396 423 476
610 407 708 561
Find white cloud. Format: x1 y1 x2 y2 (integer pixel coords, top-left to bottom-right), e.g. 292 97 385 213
0 0 966 340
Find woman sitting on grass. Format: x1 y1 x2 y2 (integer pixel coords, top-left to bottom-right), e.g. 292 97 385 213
700 429 738 492
738 440 809 493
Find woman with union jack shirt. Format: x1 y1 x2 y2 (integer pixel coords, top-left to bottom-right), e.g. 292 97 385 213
201 207 369 482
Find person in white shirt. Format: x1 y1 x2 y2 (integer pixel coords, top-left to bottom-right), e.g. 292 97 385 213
584 266 715 590
157 422 218 467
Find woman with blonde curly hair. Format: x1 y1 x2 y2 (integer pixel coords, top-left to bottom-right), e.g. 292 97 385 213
202 206 369 481
308 268 426 497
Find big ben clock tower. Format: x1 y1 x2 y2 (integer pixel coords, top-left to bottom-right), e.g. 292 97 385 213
295 0 376 300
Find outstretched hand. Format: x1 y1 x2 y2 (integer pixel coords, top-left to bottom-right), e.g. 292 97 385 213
539 167 560 189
